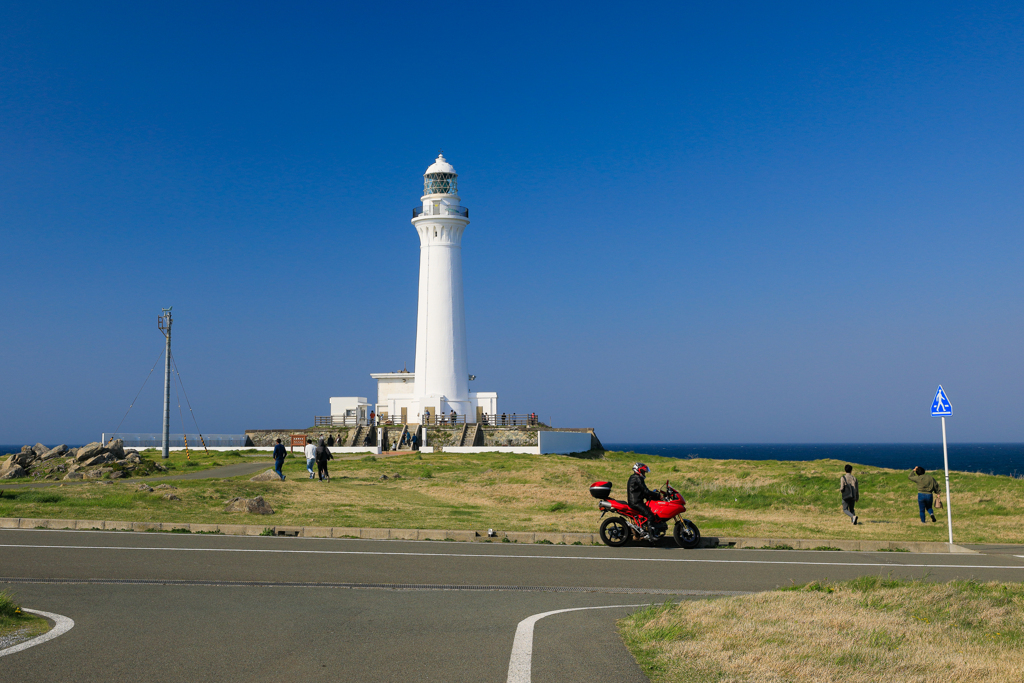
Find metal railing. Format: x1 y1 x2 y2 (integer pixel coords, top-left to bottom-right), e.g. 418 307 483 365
102 433 248 448
412 205 469 218
420 413 467 426
315 413 541 427
418 413 542 426
478 413 541 427
314 416 365 427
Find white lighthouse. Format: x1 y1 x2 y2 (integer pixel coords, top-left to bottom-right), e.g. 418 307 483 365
411 154 471 421
367 155 497 425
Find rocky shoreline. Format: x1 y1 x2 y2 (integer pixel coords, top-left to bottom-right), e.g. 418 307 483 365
0 440 167 481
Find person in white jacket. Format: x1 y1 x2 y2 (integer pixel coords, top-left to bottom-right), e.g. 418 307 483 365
304 438 316 479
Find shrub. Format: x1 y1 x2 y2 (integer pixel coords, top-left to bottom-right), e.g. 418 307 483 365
0 590 19 618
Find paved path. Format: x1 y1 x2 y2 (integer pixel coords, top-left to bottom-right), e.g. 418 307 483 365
2 528 1024 681
0 461 272 490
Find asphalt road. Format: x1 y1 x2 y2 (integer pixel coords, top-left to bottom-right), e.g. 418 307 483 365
2 529 1023 682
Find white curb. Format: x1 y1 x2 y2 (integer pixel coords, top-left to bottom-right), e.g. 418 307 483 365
0 609 74 657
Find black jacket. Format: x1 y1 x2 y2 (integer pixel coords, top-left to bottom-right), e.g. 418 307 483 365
315 442 333 463
627 473 658 507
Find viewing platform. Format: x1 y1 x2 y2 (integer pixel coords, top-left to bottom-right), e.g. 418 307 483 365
413 205 468 218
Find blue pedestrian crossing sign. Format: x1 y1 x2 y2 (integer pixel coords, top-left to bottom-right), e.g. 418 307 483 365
931 385 952 417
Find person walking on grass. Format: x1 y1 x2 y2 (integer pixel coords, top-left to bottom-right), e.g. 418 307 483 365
272 438 287 481
304 438 316 479
315 436 332 482
839 464 859 525
909 466 940 523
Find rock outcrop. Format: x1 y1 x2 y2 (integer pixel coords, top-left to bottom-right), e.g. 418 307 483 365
249 469 284 482
39 445 68 461
106 439 125 459
76 442 104 462
5 441 161 482
0 464 26 479
224 496 274 515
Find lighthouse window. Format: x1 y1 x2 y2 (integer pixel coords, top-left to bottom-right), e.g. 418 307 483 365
424 172 457 195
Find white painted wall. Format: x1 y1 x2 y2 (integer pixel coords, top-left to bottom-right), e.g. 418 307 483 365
370 374 415 407
330 397 368 416
442 446 541 455
538 431 593 455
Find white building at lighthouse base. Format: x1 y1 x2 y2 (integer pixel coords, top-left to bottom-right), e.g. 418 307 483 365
370 371 497 425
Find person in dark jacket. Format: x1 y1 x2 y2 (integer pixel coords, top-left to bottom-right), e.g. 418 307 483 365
272 439 287 481
627 462 662 539
315 437 333 482
909 466 940 523
839 464 859 525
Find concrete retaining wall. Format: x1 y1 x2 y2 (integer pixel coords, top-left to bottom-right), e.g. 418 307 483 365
538 431 594 455
441 446 541 454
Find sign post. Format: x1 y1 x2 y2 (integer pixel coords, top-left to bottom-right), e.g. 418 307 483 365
930 386 954 545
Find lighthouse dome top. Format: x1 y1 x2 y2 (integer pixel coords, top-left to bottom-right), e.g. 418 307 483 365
423 153 458 195
425 154 456 175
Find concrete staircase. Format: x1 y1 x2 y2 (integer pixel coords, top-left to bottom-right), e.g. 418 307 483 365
344 426 373 447
459 423 483 446
393 425 409 449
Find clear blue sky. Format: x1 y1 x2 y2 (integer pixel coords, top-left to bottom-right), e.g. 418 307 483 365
2 2 1022 445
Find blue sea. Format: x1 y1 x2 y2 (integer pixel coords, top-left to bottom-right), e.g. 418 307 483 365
604 443 1024 478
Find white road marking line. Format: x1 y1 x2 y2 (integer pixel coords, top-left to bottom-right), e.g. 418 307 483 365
0 609 74 657
0 543 1021 570
506 604 643 683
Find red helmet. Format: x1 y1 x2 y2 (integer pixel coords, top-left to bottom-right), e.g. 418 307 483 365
632 462 649 477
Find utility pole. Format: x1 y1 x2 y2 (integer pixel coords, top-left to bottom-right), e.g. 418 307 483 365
158 308 173 459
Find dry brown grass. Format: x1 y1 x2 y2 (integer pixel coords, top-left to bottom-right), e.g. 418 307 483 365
620 578 1024 682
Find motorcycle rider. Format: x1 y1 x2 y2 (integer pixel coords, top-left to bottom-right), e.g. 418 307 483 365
627 462 664 539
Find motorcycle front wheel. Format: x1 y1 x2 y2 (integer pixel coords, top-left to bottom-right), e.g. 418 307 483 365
599 517 630 547
674 519 701 549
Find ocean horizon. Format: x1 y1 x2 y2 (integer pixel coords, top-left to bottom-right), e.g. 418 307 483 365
605 443 1024 478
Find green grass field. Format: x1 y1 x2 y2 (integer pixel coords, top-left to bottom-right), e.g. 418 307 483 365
2 449 1023 543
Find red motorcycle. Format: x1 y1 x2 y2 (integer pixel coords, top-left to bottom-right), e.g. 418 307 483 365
589 480 701 548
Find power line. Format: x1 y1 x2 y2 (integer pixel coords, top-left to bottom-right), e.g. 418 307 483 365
109 346 166 441
173 365 190 461
170 353 209 456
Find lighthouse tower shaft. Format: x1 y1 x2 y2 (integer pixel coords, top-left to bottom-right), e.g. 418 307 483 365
412 155 471 417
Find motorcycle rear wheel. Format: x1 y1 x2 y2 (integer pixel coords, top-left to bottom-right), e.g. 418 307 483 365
599 517 630 547
674 519 701 549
